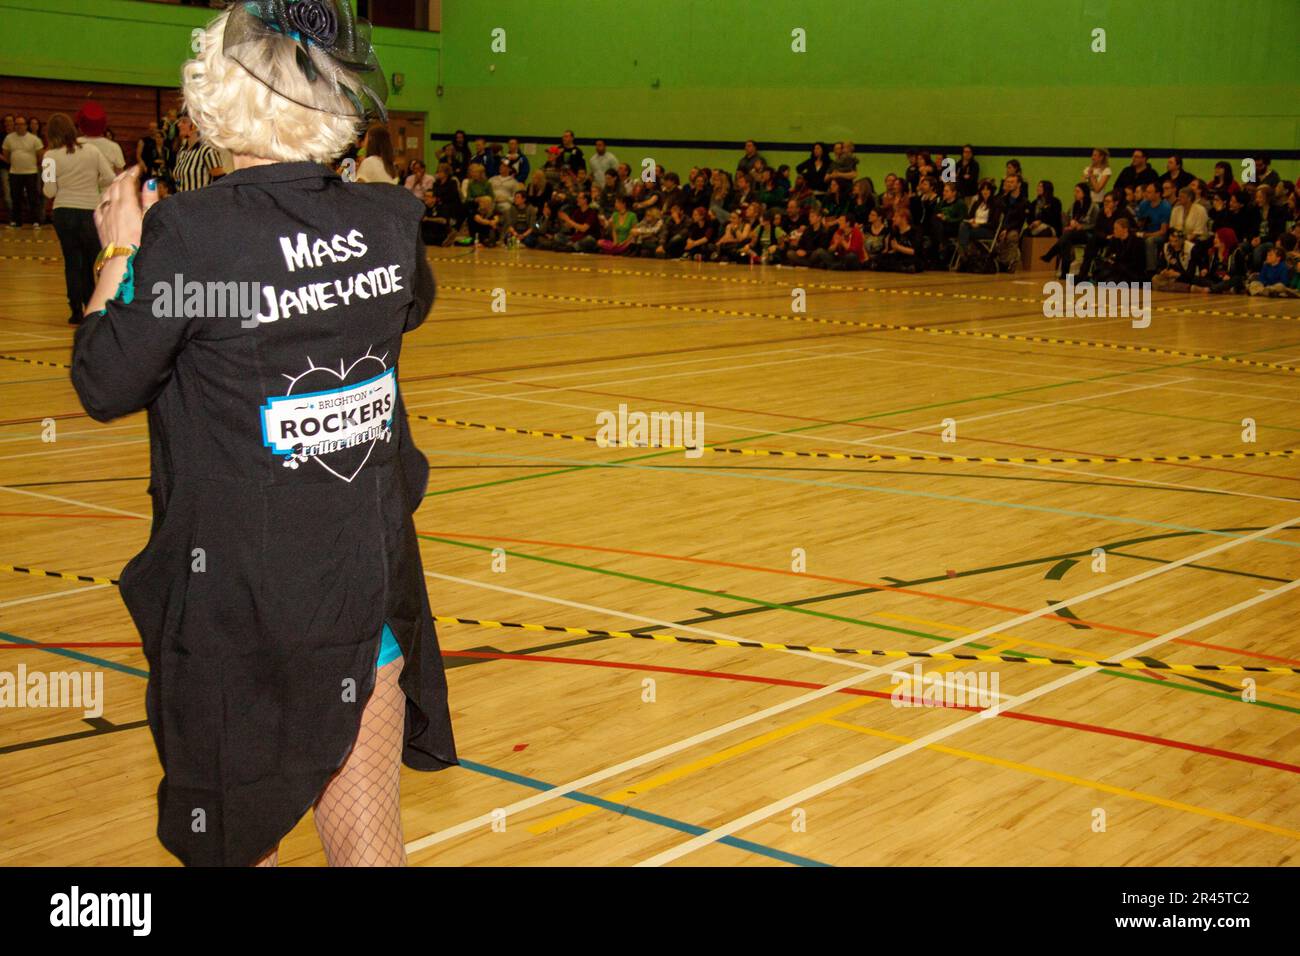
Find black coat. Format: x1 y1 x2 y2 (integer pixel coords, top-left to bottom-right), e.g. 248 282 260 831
71 162 458 866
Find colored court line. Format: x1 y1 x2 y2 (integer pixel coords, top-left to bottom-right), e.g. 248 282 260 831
433 282 1300 377
820 716 1300 843
529 687 877 834
433 615 1300 675
0 632 147 678
453 759 828 867
411 410 1298 466
415 533 1300 715
428 253 1300 324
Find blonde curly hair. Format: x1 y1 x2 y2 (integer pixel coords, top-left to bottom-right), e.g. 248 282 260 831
182 8 361 164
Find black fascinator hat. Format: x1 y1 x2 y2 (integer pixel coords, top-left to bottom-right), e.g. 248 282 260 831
223 0 389 121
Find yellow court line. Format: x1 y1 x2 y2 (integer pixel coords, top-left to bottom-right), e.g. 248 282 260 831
527 696 873 834
528 642 1021 835
819 717 1300 842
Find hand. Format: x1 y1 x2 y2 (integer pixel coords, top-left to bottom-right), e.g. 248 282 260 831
94 165 158 249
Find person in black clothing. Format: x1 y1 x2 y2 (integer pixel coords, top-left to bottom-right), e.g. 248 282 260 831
71 0 455 868
438 129 470 180
781 206 831 266
1093 216 1146 282
996 174 1029 236
1041 183 1097 277
1240 184 1287 267
655 202 691 258
1079 192 1120 279
1025 180 1063 237
796 142 830 193
877 208 922 272
1152 230 1209 292
910 175 944 266
558 129 585 173
1158 154 1195 191
955 144 980 199
1112 149 1160 197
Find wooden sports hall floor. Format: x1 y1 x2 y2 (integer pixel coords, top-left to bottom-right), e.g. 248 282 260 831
2 233 1299 867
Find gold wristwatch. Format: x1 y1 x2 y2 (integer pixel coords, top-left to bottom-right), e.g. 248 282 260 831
94 243 137 282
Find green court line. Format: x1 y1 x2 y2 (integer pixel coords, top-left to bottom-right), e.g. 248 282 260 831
416 533 1300 716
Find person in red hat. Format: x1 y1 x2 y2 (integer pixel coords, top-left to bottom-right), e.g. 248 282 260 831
76 102 125 174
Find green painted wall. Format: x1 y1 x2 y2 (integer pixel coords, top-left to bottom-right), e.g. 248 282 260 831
436 0 1300 191
0 0 442 164
2 0 1298 190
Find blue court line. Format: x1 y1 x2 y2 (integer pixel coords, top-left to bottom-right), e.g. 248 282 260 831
0 631 148 677
1 631 827 866
457 758 829 867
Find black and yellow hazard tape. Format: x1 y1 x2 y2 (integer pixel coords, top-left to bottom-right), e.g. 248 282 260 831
0 254 60 263
0 353 72 370
407 411 1296 466
1 561 1290 675
434 281 1300 376
433 615 1300 675
0 562 118 587
430 253 1300 323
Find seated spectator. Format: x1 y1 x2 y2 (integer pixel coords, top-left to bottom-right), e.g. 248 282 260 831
544 190 601 252
440 130 470 180
1152 230 1207 292
1170 186 1211 244
784 198 808 233
1025 180 1063 237
1206 161 1240 202
955 144 980 200
630 180 659 219
797 142 830 193
738 205 783 263
465 162 492 205
1253 154 1281 188
1247 245 1296 296
780 206 832 266
1040 183 1098 277
877 208 922 272
955 179 998 265
597 169 621 215
525 169 552 210
655 203 692 258
1159 154 1195 191
910 175 944 265
820 177 851 221
488 161 521 212
996 174 1028 235
850 179 877 222
1005 159 1025 189
1083 148 1112 204
1080 192 1120 278
682 205 719 260
713 208 754 262
755 166 788 208
810 212 866 270
628 206 664 256
598 194 638 255
617 163 634 196
1240 184 1286 267
505 190 538 245
404 159 434 199
541 146 565 186
708 169 735 223
1191 228 1247 294
861 207 890 266
1134 182 1172 273
937 181 966 244
1113 149 1159 196
1092 216 1145 282
468 195 500 246
659 171 686 215
733 171 758 210
903 149 922 192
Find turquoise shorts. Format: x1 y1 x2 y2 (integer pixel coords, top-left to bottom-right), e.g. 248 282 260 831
377 622 403 668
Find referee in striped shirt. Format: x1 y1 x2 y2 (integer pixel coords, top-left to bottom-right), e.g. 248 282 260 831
171 114 225 191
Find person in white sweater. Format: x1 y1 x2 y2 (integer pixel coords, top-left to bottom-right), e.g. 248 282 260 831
355 124 399 184
42 113 115 324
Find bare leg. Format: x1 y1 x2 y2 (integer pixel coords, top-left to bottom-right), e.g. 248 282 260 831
254 847 279 867
312 657 407 866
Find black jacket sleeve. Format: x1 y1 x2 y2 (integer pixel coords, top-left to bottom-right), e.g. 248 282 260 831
71 200 197 423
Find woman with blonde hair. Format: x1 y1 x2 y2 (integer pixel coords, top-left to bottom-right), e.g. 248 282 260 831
41 112 114 324
71 0 456 868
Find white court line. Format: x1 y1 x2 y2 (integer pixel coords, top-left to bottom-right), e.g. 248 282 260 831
0 484 148 519
0 583 112 610
433 379 1300 508
0 439 146 463
637 572 1300 866
418 568 1005 685
403 512 1297 856
0 422 143 445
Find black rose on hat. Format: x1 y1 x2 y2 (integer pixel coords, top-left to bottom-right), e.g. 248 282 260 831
285 0 339 47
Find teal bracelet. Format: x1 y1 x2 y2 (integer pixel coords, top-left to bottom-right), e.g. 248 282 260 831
114 248 139 305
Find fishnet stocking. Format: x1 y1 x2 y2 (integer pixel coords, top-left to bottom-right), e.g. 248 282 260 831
312 657 408 866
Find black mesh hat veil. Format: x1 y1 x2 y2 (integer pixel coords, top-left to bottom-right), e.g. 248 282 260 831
222 0 388 122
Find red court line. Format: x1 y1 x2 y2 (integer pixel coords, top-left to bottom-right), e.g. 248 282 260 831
420 529 1300 665
0 643 139 648
457 373 1300 484
446 649 1300 776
